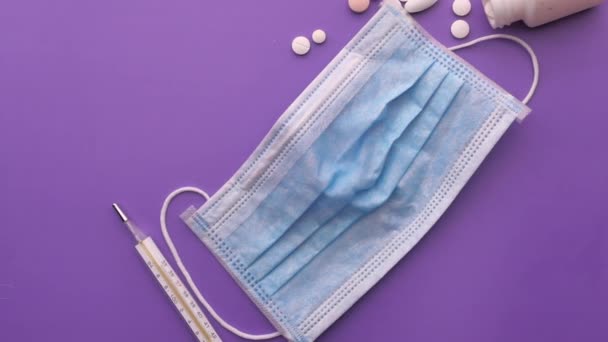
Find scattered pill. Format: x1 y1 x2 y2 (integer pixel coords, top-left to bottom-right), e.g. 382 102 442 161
452 0 472 16
292 36 311 56
404 0 438 13
312 29 327 44
349 0 370 14
451 19 470 39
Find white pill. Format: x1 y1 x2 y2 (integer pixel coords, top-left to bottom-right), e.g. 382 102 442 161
292 36 311 56
312 29 327 44
451 20 470 39
452 0 472 16
404 0 438 13
348 0 370 14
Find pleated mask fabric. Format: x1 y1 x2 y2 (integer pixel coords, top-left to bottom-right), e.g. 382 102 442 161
180 2 532 341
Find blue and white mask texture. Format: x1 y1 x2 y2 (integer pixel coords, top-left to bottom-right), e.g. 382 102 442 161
162 1 538 341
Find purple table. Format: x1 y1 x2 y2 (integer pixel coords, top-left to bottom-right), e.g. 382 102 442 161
1 1 607 341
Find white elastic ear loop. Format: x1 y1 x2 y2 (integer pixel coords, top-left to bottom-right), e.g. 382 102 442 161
449 34 540 105
160 186 281 340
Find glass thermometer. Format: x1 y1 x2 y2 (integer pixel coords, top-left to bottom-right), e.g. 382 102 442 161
112 203 222 342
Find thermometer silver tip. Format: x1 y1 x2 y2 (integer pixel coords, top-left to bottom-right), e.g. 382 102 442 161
112 203 129 222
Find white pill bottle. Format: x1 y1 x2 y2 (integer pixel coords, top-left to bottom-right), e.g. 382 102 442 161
483 0 604 28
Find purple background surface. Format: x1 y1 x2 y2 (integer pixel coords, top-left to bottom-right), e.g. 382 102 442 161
1 0 607 341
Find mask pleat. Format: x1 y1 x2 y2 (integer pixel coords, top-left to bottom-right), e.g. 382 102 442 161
256 69 465 296
226 47 435 269
269 74 472 326
244 60 447 283
352 74 465 210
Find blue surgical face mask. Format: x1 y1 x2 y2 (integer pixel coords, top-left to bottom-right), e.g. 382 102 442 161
160 1 539 341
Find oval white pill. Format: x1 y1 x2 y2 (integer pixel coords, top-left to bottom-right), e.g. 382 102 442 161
452 0 472 16
451 19 470 39
348 0 370 14
292 36 311 56
312 29 327 44
404 0 438 14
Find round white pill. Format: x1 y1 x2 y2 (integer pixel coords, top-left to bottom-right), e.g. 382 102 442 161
348 0 370 14
451 20 470 39
312 29 327 44
292 36 311 56
452 0 471 16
